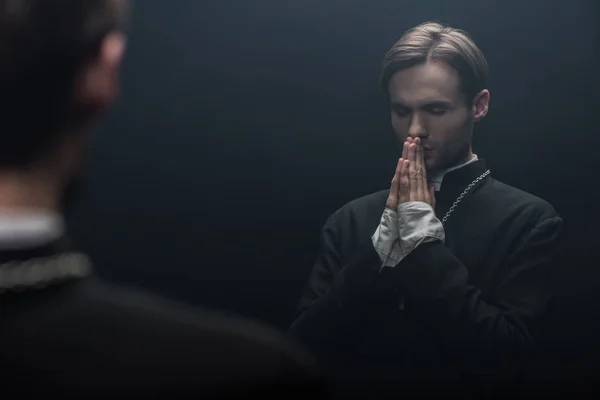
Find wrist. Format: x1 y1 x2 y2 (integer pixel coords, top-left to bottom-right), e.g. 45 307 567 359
397 201 434 212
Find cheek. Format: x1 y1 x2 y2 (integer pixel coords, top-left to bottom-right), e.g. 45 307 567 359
391 115 408 139
431 113 470 144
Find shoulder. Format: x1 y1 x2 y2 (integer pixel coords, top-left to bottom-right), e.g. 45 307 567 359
83 278 314 358
28 277 323 386
485 178 561 224
3 279 329 395
316 190 389 243
328 189 389 224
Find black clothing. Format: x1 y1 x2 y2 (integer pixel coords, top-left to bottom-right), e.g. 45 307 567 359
291 160 562 393
1 237 330 398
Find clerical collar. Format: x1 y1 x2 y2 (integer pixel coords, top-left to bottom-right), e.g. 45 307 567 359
0 209 65 250
0 252 92 295
0 209 91 295
429 155 479 192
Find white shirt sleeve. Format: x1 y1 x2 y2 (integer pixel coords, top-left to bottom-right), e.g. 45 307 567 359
371 202 445 270
371 202 445 310
371 208 402 268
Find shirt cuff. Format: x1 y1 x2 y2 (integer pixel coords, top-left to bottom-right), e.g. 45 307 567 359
397 201 445 259
371 208 401 268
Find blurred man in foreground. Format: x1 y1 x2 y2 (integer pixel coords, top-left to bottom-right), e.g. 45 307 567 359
0 0 328 397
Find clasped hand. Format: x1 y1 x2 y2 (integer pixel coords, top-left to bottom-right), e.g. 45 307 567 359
386 137 436 210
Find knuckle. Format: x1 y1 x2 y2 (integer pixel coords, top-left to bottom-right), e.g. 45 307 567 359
410 168 425 179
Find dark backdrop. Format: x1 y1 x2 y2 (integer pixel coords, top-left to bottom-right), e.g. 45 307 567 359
67 0 599 345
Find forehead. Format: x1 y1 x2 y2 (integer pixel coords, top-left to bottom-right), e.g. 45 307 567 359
388 61 463 104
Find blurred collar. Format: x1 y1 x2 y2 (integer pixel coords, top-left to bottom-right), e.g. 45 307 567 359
0 209 65 250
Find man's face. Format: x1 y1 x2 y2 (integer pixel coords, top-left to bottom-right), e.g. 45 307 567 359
388 61 479 174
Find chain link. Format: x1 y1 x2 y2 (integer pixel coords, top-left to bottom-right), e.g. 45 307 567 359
441 170 491 225
0 252 92 295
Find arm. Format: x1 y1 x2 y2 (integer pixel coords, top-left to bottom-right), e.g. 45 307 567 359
290 149 432 365
290 212 386 365
391 139 562 376
394 214 562 376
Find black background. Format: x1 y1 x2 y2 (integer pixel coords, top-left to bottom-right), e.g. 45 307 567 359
67 0 599 360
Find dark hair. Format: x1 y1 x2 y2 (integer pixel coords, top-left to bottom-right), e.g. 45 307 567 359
380 21 488 104
0 0 128 168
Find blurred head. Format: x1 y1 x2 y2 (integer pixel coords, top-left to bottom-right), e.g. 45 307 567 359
380 21 490 174
0 0 129 204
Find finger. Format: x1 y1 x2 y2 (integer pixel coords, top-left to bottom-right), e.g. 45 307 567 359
413 138 421 166
399 160 410 203
402 140 410 160
422 145 430 201
408 142 417 165
408 144 419 202
413 138 424 171
414 139 426 200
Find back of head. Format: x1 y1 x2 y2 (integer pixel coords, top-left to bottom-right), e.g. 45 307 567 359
0 0 128 169
380 21 489 105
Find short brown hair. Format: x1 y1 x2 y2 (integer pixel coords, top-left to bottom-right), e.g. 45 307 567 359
380 21 489 104
0 0 128 168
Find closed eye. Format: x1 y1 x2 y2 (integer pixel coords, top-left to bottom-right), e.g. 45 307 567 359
427 107 447 116
422 101 452 116
393 106 411 117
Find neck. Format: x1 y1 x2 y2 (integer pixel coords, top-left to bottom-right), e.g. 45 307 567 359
458 147 475 167
430 147 475 177
0 170 63 213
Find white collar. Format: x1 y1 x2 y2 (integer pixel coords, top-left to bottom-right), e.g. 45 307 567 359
0 209 65 250
0 209 91 295
429 154 479 192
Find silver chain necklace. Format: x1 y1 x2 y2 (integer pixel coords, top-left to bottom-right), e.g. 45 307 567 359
440 169 491 225
0 252 92 295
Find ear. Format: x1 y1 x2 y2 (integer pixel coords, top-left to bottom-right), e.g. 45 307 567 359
76 32 127 115
472 89 490 122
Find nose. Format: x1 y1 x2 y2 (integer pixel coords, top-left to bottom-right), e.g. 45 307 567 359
408 114 428 139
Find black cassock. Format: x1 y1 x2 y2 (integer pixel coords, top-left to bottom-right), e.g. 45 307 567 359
291 159 562 392
0 236 329 397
